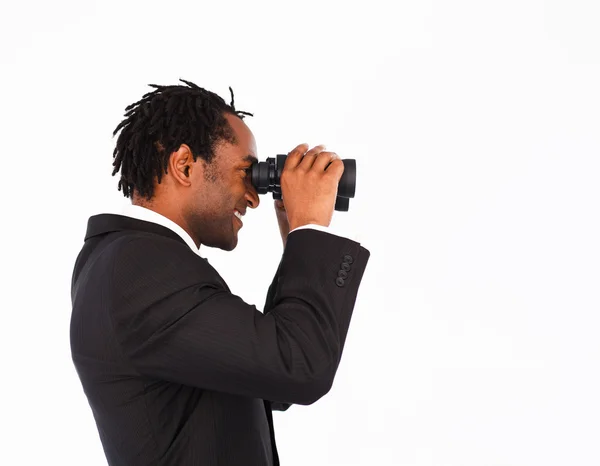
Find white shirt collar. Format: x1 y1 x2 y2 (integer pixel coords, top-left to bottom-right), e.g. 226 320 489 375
112 204 203 257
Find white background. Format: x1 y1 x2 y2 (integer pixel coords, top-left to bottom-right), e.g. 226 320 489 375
1 1 599 465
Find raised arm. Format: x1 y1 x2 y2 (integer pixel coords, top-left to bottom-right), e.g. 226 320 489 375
109 228 369 406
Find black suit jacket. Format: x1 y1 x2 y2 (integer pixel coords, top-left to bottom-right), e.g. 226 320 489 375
70 214 370 465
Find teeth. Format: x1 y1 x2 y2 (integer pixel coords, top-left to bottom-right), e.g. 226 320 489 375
234 210 242 221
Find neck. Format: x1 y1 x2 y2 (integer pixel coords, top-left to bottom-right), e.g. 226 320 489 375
131 198 200 249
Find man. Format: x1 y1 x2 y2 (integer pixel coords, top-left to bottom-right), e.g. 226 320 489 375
70 79 370 466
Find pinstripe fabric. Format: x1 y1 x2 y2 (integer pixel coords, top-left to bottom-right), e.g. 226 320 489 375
70 214 370 465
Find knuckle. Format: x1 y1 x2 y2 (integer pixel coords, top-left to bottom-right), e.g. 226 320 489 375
310 170 323 181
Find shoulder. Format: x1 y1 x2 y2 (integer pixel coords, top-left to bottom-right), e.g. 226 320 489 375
108 232 219 284
110 231 196 259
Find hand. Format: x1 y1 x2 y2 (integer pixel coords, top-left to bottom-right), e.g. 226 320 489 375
274 198 287 215
280 143 344 232
274 199 290 248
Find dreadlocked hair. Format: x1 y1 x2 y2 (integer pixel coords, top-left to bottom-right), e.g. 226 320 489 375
111 78 253 200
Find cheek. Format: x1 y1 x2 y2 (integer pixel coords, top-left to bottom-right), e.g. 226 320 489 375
211 184 235 213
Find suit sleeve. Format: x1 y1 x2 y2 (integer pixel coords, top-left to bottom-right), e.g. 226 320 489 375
288 223 357 242
109 229 370 406
262 258 292 411
262 226 358 412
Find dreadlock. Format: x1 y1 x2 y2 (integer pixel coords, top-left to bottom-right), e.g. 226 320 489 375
111 78 254 200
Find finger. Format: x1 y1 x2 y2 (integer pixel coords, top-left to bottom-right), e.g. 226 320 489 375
298 144 327 170
312 151 339 172
274 199 286 211
284 143 310 170
324 158 345 181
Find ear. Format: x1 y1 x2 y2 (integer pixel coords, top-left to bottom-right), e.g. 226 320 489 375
169 144 194 187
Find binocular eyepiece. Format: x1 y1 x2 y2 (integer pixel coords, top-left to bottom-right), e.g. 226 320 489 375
250 154 357 211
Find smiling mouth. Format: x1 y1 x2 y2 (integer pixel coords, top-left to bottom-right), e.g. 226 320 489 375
233 212 243 227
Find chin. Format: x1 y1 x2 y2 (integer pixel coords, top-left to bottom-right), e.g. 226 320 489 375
203 223 238 251
220 241 237 252
228 234 239 251
212 235 238 252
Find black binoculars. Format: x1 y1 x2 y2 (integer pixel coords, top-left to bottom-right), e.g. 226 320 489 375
249 154 357 212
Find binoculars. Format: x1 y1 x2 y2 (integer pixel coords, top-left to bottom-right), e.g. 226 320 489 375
249 154 357 212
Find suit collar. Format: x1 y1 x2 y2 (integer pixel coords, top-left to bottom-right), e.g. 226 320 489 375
86 204 205 258
85 214 189 248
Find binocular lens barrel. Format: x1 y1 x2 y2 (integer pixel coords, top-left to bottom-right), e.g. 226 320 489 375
250 154 357 212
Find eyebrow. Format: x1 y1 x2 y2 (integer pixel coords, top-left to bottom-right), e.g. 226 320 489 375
242 154 258 164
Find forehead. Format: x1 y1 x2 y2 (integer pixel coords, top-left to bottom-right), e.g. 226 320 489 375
224 113 257 162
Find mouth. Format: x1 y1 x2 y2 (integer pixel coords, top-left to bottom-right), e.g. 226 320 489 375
233 209 244 227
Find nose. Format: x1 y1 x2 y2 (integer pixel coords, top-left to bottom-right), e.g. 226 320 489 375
245 184 260 209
